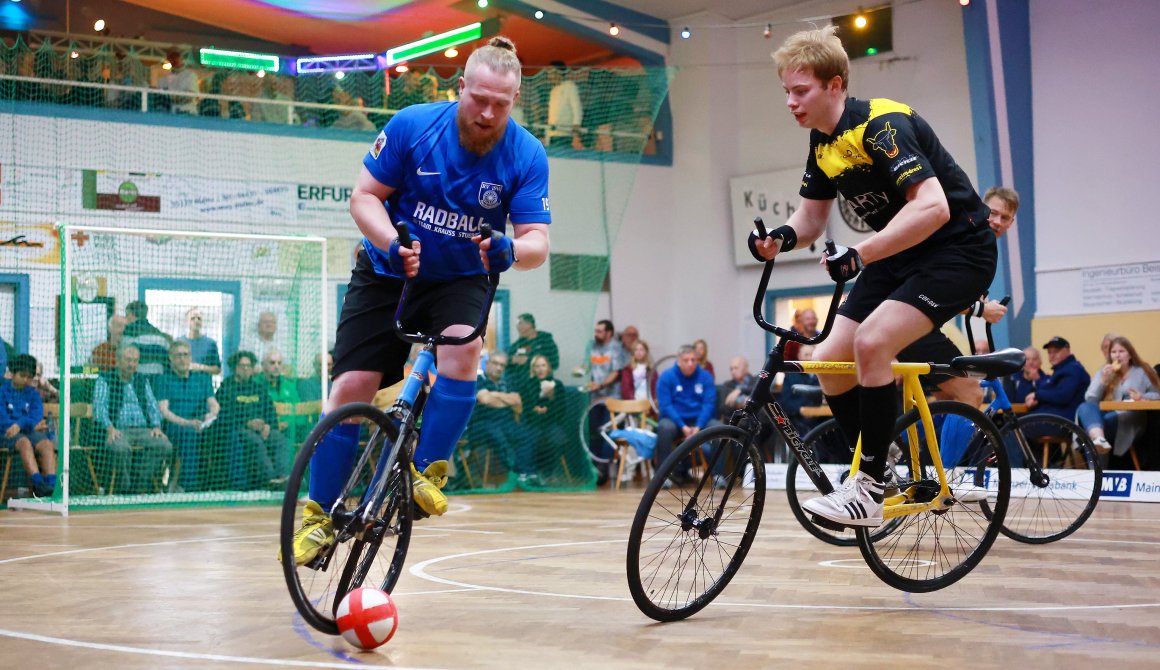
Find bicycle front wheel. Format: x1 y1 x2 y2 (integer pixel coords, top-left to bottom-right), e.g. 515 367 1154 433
786 419 900 547
997 412 1101 544
280 402 413 635
626 425 765 621
857 401 1010 592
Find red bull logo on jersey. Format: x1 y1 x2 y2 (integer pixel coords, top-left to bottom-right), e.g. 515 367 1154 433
867 122 900 158
478 182 502 210
412 201 482 238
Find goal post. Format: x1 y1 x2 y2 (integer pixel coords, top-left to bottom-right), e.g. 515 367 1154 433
9 224 326 515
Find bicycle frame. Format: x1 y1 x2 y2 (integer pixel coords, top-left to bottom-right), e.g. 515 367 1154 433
713 237 993 522
344 221 502 526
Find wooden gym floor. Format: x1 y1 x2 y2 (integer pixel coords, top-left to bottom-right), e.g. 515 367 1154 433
1 488 1159 670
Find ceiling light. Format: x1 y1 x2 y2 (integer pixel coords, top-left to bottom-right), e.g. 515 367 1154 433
680 26 690 39
335 71 345 80
609 23 619 36
534 10 544 19
162 61 172 70
395 64 409 73
444 47 458 58
256 70 266 78
70 51 79 59
477 0 488 7
854 14 868 29
93 19 105 31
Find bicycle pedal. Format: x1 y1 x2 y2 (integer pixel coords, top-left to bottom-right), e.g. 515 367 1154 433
411 501 431 520
810 514 849 532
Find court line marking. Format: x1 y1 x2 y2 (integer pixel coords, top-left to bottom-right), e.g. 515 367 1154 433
0 626 451 669
0 534 271 565
408 538 1160 613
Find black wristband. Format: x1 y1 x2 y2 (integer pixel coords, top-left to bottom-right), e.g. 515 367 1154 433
770 225 797 252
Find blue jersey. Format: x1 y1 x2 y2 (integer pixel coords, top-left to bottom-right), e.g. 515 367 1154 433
362 101 551 281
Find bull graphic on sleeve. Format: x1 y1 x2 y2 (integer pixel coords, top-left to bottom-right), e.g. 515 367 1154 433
867 122 900 158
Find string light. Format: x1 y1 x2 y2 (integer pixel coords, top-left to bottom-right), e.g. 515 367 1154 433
680 26 691 39
609 23 619 36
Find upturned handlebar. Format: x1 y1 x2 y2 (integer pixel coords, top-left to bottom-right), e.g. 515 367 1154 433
392 221 501 346
750 217 847 346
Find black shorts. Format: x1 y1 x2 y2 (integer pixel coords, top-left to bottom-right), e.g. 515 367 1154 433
837 227 996 328
898 329 962 384
332 250 489 389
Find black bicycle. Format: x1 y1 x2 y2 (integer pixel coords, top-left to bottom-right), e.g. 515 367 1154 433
281 222 501 635
626 232 1020 621
787 302 1101 546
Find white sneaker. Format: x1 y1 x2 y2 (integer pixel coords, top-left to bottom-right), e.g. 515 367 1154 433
951 482 989 503
801 470 885 527
1092 435 1112 455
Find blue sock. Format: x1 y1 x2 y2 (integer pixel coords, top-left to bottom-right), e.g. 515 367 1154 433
414 377 477 469
308 421 360 509
31 473 44 487
46 474 57 488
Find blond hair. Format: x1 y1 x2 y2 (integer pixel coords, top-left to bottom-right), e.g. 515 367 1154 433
983 186 1020 215
772 25 849 91
465 36 521 83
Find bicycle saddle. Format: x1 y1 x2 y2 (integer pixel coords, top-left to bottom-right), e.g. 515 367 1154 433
948 347 1025 379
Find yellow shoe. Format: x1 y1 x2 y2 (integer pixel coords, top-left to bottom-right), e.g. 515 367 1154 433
278 500 335 566
412 460 449 517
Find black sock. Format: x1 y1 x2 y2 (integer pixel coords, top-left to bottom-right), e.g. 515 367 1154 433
858 382 898 482
824 386 862 455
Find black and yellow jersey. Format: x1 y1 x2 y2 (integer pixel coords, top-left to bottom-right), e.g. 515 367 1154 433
800 97 990 252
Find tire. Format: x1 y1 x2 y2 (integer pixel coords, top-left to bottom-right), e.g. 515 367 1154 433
856 401 1010 592
626 425 765 621
280 403 413 635
995 413 1101 544
786 419 901 547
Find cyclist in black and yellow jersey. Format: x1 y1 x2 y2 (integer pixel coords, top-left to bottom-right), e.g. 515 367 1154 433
750 25 997 527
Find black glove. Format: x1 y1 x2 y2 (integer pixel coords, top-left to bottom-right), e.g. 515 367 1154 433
824 243 863 282
746 225 797 262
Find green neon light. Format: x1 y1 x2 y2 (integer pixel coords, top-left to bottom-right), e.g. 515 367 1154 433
199 47 280 72
386 22 482 65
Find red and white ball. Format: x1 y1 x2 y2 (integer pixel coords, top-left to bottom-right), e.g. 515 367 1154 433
336 587 398 650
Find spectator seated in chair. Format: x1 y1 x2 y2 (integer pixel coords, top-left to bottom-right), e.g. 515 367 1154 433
0 354 57 498
1076 335 1160 458
92 345 174 494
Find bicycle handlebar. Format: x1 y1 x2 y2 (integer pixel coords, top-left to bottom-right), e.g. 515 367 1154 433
966 294 1011 355
750 217 847 346
392 220 501 346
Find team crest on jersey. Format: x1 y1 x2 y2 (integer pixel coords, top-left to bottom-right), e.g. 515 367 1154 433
867 122 900 158
478 182 503 209
370 130 387 159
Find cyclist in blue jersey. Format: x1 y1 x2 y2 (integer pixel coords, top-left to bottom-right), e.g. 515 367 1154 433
288 36 551 566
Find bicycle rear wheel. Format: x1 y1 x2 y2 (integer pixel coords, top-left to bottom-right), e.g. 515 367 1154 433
857 401 1010 592
626 425 765 621
786 419 900 547
280 403 414 635
997 413 1101 544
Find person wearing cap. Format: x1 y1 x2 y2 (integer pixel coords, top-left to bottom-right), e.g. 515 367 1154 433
1025 336 1090 421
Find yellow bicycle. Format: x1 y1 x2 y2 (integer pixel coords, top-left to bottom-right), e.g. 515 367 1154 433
626 239 1020 621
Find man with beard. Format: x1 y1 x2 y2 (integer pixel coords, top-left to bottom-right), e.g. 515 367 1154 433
285 37 551 567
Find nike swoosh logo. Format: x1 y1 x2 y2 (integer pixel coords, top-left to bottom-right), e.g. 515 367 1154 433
417 167 440 176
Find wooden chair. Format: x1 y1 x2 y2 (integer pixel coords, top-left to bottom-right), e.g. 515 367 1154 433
1035 434 1070 468
68 403 102 495
602 398 654 490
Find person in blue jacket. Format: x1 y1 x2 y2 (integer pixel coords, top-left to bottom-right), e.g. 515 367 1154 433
0 354 56 498
653 345 720 484
1026 337 1090 420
